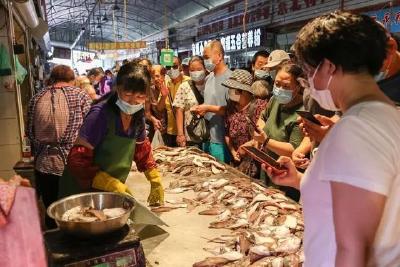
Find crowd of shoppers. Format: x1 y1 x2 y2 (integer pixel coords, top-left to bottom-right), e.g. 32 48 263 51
27 10 400 266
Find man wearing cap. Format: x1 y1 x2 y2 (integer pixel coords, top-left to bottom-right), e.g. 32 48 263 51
181 57 190 76
192 40 232 162
263 50 291 80
224 70 267 175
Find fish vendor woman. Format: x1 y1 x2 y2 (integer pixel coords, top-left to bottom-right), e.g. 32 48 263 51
58 62 164 206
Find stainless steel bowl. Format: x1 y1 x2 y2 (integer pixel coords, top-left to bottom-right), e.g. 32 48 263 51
47 192 135 236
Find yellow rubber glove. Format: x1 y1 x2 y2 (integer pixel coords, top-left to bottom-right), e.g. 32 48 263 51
144 168 164 206
92 171 132 195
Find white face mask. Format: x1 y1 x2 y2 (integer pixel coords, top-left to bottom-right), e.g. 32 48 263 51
168 68 181 79
190 70 206 82
308 62 339 111
228 89 240 102
116 97 144 115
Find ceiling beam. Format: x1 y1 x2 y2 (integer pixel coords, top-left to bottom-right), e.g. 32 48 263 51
71 0 100 50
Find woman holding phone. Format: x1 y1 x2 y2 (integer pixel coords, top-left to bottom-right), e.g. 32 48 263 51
265 11 400 266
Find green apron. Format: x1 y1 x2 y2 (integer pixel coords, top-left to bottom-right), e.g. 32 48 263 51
58 106 136 198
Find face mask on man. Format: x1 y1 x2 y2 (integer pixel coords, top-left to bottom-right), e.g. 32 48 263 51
168 68 181 79
116 97 144 115
228 89 240 102
255 69 270 80
190 70 206 82
273 85 293 104
308 62 339 111
204 59 216 72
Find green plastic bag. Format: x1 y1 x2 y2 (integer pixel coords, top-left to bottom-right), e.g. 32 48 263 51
14 55 27 84
0 43 11 76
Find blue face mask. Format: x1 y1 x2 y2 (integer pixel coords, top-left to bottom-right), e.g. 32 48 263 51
116 98 143 115
204 59 216 72
273 85 293 104
254 69 270 79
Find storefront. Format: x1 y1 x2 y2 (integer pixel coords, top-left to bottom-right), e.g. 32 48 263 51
192 26 273 69
0 0 49 178
187 0 392 68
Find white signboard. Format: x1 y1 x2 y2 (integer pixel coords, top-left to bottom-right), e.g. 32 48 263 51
192 28 262 56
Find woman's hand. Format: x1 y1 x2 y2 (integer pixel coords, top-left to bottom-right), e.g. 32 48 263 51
292 150 310 170
190 105 208 116
155 78 169 97
299 114 336 143
176 135 186 147
238 140 257 157
253 129 268 144
262 156 301 189
231 149 241 162
151 117 162 130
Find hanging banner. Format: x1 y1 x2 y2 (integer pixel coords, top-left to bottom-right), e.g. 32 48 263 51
365 6 400 33
87 41 147 50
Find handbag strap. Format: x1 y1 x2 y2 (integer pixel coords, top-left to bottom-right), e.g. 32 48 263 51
188 80 204 105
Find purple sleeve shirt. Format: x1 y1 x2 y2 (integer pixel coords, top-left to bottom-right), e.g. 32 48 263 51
79 101 146 148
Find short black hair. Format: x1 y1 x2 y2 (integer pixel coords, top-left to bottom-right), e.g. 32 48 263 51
189 56 204 67
294 11 388 76
87 67 104 77
251 50 270 66
116 62 150 94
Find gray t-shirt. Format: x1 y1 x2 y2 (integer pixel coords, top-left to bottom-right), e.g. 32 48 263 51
204 68 232 144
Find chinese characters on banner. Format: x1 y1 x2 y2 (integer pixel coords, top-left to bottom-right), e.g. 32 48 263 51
366 6 400 33
192 28 262 56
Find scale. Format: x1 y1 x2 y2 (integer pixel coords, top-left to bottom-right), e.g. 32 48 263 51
44 224 145 267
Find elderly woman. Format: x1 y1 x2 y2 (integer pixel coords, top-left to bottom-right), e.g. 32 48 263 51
265 11 400 266
173 56 207 147
241 63 305 200
59 62 164 206
27 65 91 228
223 70 267 172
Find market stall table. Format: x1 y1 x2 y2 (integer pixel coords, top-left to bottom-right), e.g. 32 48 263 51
125 147 304 267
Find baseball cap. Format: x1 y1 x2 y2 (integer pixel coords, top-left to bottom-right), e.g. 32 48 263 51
264 50 290 68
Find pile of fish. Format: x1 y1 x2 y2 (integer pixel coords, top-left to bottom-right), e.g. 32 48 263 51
61 206 127 222
153 146 227 177
154 147 304 266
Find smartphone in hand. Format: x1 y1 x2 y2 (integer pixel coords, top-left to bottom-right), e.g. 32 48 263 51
296 111 322 126
242 146 287 174
245 116 262 134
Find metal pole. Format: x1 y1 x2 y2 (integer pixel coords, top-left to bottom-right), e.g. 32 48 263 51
6 0 25 152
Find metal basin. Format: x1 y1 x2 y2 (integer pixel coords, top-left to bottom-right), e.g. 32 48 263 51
47 192 135 236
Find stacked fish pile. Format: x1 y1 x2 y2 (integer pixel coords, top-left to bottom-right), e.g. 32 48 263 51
153 146 227 177
153 147 304 266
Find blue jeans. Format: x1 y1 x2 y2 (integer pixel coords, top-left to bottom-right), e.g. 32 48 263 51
203 142 231 163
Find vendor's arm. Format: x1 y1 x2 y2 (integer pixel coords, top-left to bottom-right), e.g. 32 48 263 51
133 117 164 205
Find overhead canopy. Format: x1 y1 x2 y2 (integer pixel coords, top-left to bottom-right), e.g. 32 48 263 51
45 0 231 49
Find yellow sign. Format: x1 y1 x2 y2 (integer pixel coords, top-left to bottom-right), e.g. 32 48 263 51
87 41 147 50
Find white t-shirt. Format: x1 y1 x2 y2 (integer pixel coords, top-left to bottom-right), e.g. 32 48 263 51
301 101 400 267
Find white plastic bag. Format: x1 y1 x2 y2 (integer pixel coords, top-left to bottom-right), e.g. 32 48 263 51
151 130 165 148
